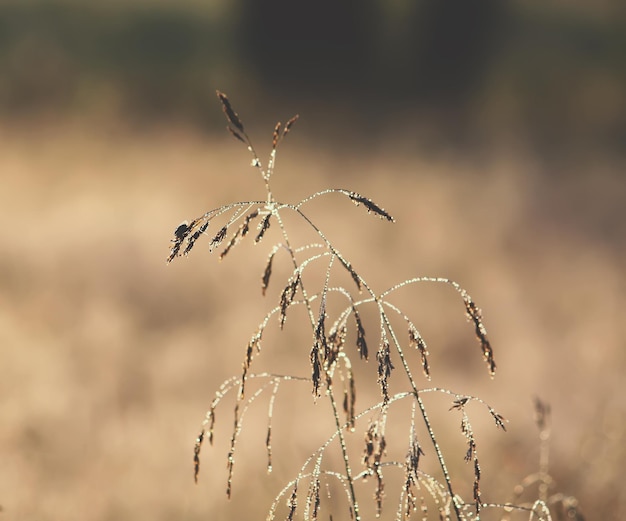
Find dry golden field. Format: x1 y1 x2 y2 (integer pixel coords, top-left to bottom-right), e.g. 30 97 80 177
1 118 624 520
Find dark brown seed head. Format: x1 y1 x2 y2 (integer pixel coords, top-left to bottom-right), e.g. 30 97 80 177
261 252 275 296
272 122 281 150
348 192 395 222
283 114 299 136
216 90 245 134
464 298 496 375
255 214 272 243
174 221 189 239
279 273 300 328
354 308 368 360
210 225 228 251
376 339 394 404
310 343 321 397
193 429 205 484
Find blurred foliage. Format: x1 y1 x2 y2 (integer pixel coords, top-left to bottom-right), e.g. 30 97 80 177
0 0 624 150
0 1 236 125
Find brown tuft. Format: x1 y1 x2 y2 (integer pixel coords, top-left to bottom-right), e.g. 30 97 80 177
175 221 189 240
315 300 329 361
220 210 260 260
272 122 281 150
342 371 356 430
327 324 346 367
219 228 242 260
374 470 385 517
265 423 272 472
363 422 387 516
216 91 245 134
310 298 330 396
407 438 424 475
246 330 262 369
261 251 275 296
354 308 368 360
210 225 228 251
464 438 476 463
473 479 481 512
283 114 299 136
225 403 242 500
348 192 394 222
328 324 346 351
376 338 394 404
311 477 321 521
184 221 209 256
340 259 362 291
167 241 183 264
491 411 507 431
286 483 298 521
255 214 272 243
241 209 260 237
168 219 196 262
193 429 205 484
464 298 496 376
279 273 300 328
450 397 469 411
408 323 430 379
207 408 216 445
362 422 386 469
310 342 322 397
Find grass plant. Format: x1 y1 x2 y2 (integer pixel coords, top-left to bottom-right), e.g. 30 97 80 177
167 92 583 521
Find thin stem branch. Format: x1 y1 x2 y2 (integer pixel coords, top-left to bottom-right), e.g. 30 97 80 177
272 208 362 521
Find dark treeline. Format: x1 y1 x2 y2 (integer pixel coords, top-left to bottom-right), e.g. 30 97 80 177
0 1 624 154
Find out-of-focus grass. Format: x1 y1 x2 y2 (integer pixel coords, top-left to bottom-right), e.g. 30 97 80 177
0 121 624 520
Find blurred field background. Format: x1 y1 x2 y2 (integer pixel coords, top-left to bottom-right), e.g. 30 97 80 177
1 0 625 519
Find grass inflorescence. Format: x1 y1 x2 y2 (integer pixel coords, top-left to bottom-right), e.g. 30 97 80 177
168 92 582 521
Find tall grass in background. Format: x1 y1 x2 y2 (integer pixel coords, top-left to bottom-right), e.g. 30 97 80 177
167 92 584 521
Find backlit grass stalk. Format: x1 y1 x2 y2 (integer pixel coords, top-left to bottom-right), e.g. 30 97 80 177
167 92 575 521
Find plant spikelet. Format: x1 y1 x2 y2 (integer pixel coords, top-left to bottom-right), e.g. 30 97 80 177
272 122 281 150
167 219 196 262
261 251 276 296
184 221 209 256
376 338 394 404
284 114 299 135
193 429 205 484
408 322 430 379
464 297 496 375
279 273 300 328
348 192 394 222
255 214 272 243
210 225 228 251
354 307 368 360
217 90 245 134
